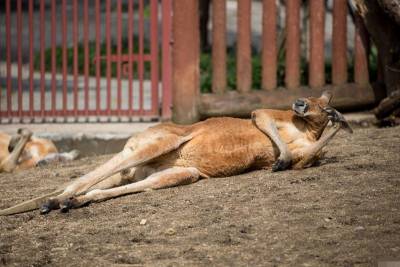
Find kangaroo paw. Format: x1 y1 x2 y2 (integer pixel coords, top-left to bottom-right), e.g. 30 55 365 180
272 158 291 172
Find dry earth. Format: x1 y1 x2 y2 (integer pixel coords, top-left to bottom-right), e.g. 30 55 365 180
0 126 400 266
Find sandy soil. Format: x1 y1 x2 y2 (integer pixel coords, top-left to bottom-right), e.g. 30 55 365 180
0 126 400 267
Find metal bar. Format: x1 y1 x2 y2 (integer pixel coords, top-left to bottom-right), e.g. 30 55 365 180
117 0 122 115
354 13 369 85
237 0 252 93
162 0 172 119
212 0 227 94
17 0 22 118
29 0 34 118
332 0 347 85
73 0 78 116
128 0 134 115
309 0 325 88
62 0 67 116
96 0 101 115
84 0 89 116
285 0 301 89
150 0 159 114
51 0 57 116
262 0 277 90
106 0 111 115
139 0 144 114
6 0 11 118
40 0 45 117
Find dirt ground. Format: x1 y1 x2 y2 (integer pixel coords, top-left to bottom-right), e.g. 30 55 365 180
0 126 399 267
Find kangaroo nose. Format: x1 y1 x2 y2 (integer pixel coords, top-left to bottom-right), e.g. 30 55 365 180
295 99 305 106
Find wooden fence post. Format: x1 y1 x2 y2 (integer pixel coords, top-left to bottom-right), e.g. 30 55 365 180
237 0 252 93
285 0 300 90
212 0 227 94
172 0 200 123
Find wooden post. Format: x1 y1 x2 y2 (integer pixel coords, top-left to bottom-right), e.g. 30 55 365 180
285 0 300 90
309 0 325 88
237 0 252 93
262 0 277 90
212 0 227 94
172 0 200 124
332 0 347 85
354 13 370 86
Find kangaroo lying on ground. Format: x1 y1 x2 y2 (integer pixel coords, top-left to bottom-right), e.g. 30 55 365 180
0 91 352 216
0 129 79 173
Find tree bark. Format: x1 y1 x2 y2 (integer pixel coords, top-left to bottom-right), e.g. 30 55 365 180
354 0 400 95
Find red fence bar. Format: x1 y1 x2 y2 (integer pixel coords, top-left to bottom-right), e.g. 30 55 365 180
17 0 22 118
84 0 89 115
139 0 144 114
237 0 252 93
51 0 56 115
285 0 301 89
332 0 347 85
212 0 227 94
151 0 159 114
40 0 45 117
162 0 172 119
128 0 134 116
354 13 369 85
29 0 34 118
6 0 11 118
117 0 122 115
95 0 101 115
309 0 325 88
62 0 67 116
172 0 200 123
73 0 79 116
262 0 277 90
106 0 111 115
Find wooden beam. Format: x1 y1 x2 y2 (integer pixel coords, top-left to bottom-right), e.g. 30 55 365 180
285 0 301 89
309 0 325 88
332 0 347 85
262 0 277 90
212 0 227 94
237 0 252 93
172 0 200 124
199 84 376 118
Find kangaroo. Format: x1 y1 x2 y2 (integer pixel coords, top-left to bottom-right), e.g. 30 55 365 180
0 129 80 173
0 91 352 216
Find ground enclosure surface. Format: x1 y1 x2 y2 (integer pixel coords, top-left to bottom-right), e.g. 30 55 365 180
0 126 399 266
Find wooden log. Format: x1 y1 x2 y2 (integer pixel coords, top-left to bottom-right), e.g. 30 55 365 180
373 90 400 119
262 0 277 90
199 83 376 118
172 0 200 123
237 0 252 93
354 13 370 86
212 0 227 94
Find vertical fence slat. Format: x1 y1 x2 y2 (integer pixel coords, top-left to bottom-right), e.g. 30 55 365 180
151 0 159 114
17 0 22 119
62 0 67 116
106 0 111 115
29 0 34 118
285 0 300 89
332 0 347 85
117 0 122 115
51 0 56 116
212 0 227 94
84 0 89 116
309 0 325 88
73 0 78 117
262 0 277 90
96 0 101 116
139 0 144 114
128 0 134 116
6 0 11 118
162 0 172 119
40 0 45 117
237 0 252 93
354 13 369 85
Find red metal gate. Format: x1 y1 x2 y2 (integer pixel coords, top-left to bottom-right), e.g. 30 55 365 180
0 0 172 122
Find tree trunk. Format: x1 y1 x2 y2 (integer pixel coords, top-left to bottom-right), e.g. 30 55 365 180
354 0 400 95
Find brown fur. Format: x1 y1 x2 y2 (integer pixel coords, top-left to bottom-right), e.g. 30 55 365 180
0 92 351 216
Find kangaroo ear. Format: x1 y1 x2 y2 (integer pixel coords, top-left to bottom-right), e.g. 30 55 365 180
320 91 332 105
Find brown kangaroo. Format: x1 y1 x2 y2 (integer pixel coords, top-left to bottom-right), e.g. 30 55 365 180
0 91 352 216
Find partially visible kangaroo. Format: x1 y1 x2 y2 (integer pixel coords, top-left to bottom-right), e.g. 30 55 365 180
0 129 80 173
0 91 352 216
